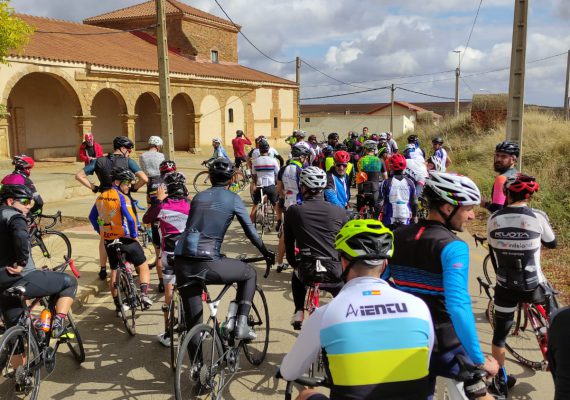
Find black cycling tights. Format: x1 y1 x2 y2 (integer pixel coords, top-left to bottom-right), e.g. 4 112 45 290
291 273 342 312
0 270 78 328
175 257 257 331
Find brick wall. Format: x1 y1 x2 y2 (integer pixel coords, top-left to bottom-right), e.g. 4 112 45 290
181 19 238 63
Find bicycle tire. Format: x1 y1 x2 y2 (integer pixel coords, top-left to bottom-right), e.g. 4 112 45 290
487 300 544 370
64 312 85 364
138 229 156 263
175 323 225 400
254 206 265 240
232 170 247 193
192 171 211 193
169 291 185 372
482 254 495 285
31 230 72 271
116 270 137 336
242 285 270 366
0 325 41 400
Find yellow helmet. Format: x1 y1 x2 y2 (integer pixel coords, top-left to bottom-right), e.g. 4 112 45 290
335 219 394 263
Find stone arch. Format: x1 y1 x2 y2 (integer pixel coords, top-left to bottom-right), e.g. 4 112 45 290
224 95 245 144
134 92 160 150
6 71 83 158
91 88 128 152
171 92 196 151
199 95 221 146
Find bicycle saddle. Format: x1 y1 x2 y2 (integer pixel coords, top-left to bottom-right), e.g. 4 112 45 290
4 285 26 297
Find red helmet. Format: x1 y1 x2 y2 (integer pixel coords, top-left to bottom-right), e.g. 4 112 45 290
505 173 539 199
13 155 35 175
389 153 407 171
333 150 350 164
159 160 177 174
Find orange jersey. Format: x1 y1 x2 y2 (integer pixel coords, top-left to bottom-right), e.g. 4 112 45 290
89 187 138 240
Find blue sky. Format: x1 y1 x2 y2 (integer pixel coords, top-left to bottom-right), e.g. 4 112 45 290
10 0 570 106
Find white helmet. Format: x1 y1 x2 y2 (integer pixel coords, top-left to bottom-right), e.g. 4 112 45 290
212 138 222 144
379 132 388 140
300 166 327 190
148 136 163 147
296 130 307 138
425 172 481 206
363 140 377 152
428 156 445 172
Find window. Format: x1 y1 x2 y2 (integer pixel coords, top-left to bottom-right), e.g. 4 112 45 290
305 117 311 123
211 50 219 63
228 108 234 123
273 117 278 128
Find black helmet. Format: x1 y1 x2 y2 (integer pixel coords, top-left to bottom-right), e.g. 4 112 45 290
259 140 270 152
335 143 348 152
113 136 134 150
328 132 339 141
236 129 244 136
432 137 444 145
291 144 311 158
164 172 188 197
208 158 235 185
0 184 34 201
159 160 177 174
495 140 520 157
349 131 358 138
407 134 419 144
111 167 136 182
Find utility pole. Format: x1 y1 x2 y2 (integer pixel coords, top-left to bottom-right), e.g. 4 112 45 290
453 50 461 116
564 50 570 121
155 0 174 160
390 84 395 133
296 57 301 129
506 0 528 169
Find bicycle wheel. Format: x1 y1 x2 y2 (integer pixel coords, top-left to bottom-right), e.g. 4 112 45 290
487 300 544 370
254 206 265 240
116 270 137 336
0 326 41 400
31 231 72 270
482 254 495 285
264 204 275 233
242 286 270 366
232 171 247 193
193 171 211 193
169 292 185 371
63 313 85 364
175 323 225 400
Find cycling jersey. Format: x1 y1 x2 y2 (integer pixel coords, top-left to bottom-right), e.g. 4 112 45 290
143 197 190 252
432 148 448 171
252 155 279 187
84 154 141 192
1 172 44 214
250 147 280 160
387 138 398 154
384 220 485 365
324 170 351 208
231 136 251 158
88 186 138 240
278 159 303 209
0 205 35 274
404 158 428 185
380 175 417 226
485 167 518 212
487 205 556 292
281 277 434 400
357 155 386 184
139 150 165 179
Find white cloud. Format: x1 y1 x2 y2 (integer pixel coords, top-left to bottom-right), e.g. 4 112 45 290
325 41 362 69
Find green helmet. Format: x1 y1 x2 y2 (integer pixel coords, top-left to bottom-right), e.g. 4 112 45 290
335 219 394 265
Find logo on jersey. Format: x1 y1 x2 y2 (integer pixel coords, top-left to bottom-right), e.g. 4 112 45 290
493 232 530 239
346 302 408 318
362 290 381 296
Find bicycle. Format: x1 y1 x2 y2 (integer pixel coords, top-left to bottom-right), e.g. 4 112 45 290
193 165 248 194
106 239 148 336
473 234 494 285
29 211 72 271
254 187 275 240
0 257 84 399
478 277 559 371
167 285 186 371
174 256 272 400
132 200 157 263
434 354 490 400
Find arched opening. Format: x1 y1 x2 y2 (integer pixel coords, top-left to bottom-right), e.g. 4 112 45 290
135 92 160 150
224 96 244 144
7 72 82 158
199 95 221 146
172 93 195 151
91 88 127 152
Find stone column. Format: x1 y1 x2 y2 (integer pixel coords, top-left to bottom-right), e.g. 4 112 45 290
190 113 202 154
0 115 11 159
121 114 138 147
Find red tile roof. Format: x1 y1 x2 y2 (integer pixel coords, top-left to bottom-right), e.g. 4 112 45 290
84 0 237 30
12 14 293 85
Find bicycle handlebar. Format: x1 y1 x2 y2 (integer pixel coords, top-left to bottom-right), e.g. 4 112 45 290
240 255 273 278
33 210 62 230
472 233 487 247
476 277 492 300
290 376 329 388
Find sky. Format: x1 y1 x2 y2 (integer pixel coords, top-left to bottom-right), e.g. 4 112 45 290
10 0 570 106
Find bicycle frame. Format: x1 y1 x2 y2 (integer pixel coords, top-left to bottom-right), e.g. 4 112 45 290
305 284 321 315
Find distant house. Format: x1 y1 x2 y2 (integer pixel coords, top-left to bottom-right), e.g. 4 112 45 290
300 101 441 138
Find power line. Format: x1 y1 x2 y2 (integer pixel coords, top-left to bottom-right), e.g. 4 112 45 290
397 87 471 101
303 69 455 88
301 60 373 90
460 76 476 93
213 0 295 64
461 0 484 66
300 85 390 101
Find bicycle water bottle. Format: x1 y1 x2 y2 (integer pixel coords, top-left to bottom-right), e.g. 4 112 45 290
225 301 238 332
40 309 52 332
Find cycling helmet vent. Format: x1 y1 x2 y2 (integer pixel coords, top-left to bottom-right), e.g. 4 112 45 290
425 172 481 206
299 167 327 190
335 219 394 262
495 140 520 157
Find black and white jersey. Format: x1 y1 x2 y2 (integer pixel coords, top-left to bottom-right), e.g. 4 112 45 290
487 205 556 289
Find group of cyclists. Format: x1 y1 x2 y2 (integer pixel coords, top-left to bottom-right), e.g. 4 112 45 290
0 126 567 399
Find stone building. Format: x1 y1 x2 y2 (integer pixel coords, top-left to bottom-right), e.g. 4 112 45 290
0 0 298 159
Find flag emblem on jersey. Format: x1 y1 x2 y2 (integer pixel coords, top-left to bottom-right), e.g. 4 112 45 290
362 290 381 296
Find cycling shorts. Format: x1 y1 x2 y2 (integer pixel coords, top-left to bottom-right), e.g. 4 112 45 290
494 284 545 313
253 185 279 205
105 238 146 270
151 223 160 247
160 251 176 285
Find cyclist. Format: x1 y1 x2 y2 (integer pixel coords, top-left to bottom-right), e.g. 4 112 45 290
308 134 322 165
1 154 44 215
404 135 425 160
76 136 148 281
426 155 445 173
358 127 370 144
344 131 361 163
384 172 498 399
0 184 77 338
481 140 519 212
431 137 451 171
318 144 334 171
549 307 570 400
327 132 339 148
202 138 229 166
285 130 300 147
386 131 398 154
284 167 348 329
249 136 284 166
143 172 190 347
404 145 429 197
294 130 316 164
381 153 417 229
324 150 352 209
487 173 556 397
231 129 252 169
78 132 104 166
174 158 274 340
356 140 387 219
250 140 280 223
88 167 153 313
280 219 434 400
378 132 392 156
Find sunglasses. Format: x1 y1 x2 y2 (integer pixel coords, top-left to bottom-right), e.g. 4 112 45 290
16 198 34 206
120 180 133 186
335 163 348 168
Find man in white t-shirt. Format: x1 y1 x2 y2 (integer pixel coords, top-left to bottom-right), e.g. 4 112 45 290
250 140 280 222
